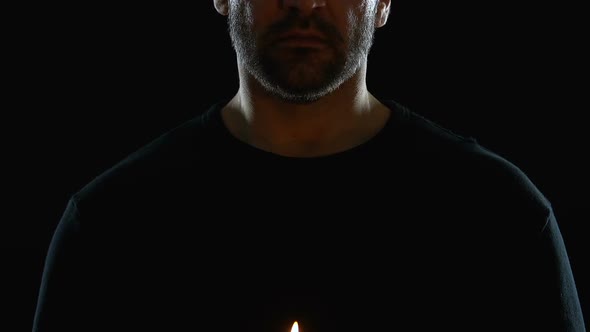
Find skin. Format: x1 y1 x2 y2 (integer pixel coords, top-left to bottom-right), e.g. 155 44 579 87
213 0 392 157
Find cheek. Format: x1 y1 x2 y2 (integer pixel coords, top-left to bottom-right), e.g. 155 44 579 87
242 0 276 31
337 5 371 31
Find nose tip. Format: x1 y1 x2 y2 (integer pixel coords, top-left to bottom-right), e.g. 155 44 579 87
283 0 327 11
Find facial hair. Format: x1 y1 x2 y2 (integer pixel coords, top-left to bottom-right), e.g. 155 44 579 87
228 2 378 104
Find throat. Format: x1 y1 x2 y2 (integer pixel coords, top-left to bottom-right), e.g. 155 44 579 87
220 101 391 158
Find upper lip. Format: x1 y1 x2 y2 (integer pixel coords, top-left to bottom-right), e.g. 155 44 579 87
277 30 327 41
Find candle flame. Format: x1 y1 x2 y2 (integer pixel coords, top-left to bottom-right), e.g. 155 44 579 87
291 321 299 332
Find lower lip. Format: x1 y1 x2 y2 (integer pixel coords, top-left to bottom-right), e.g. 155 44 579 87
277 38 328 48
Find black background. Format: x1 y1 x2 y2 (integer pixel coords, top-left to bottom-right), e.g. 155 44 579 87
4 1 588 331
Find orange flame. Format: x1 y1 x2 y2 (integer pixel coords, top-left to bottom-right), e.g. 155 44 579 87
291 321 299 332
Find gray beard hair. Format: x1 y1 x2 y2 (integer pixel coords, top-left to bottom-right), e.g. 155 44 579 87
227 3 377 104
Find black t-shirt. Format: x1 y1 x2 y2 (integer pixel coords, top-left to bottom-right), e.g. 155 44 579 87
32 99 586 331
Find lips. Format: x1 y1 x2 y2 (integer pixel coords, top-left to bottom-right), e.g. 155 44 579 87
275 31 328 47
279 30 326 39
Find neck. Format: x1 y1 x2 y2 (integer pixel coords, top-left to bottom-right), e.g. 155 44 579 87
221 66 391 158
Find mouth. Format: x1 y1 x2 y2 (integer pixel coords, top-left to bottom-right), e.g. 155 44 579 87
274 30 329 49
276 36 328 48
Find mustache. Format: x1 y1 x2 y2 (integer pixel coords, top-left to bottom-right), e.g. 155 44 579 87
264 11 344 43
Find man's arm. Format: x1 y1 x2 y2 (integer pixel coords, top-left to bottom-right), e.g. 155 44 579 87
537 211 586 331
32 198 83 332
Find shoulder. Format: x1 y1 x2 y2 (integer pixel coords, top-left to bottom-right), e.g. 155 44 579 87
383 99 479 152
71 102 225 213
462 141 552 216
384 99 553 229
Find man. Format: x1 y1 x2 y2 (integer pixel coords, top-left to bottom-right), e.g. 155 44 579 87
33 1 586 331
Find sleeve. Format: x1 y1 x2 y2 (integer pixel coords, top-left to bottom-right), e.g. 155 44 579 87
466 143 586 331
538 210 587 331
31 198 84 332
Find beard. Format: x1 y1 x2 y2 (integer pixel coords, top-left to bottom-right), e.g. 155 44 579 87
228 2 377 104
